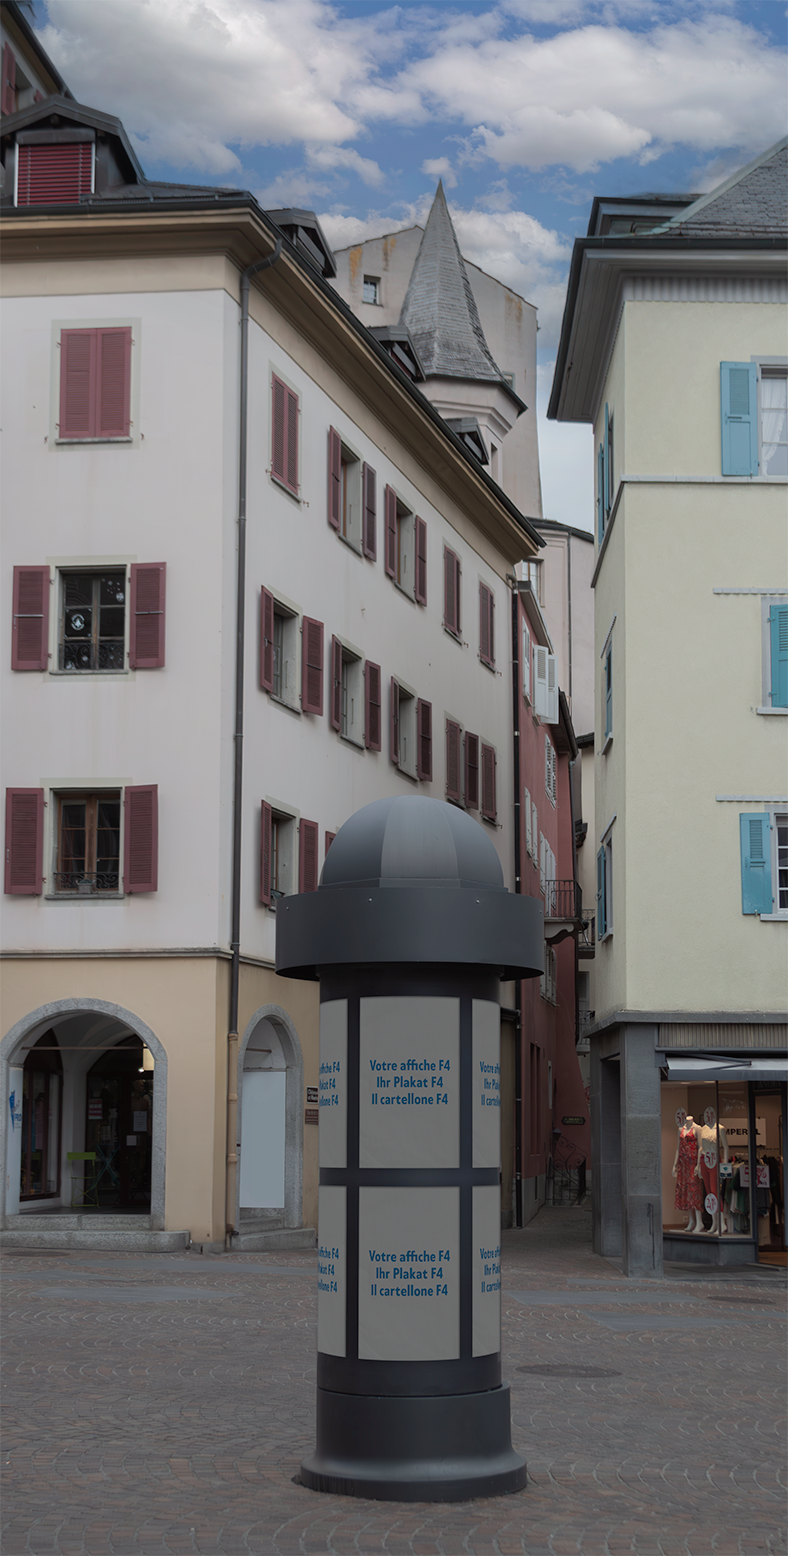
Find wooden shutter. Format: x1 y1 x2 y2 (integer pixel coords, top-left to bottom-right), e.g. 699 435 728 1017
464 732 479 811
481 743 496 822
97 328 131 437
60 329 96 439
364 661 382 750
362 463 377 559
260 802 272 905
596 846 606 938
604 647 613 736
384 486 397 578
325 830 336 856
301 617 324 715
524 786 532 856
480 582 494 668
603 404 610 517
328 428 342 530
330 636 342 730
16 142 93 204
272 375 286 482
522 621 531 701
260 588 275 692
444 547 461 635
446 720 461 803
740 814 772 915
1 42 16 116
286 388 299 493
596 444 605 541
416 699 432 781
721 362 758 476
129 563 165 669
770 604 788 708
299 819 319 894
390 678 400 766
533 645 548 717
414 517 427 605
123 785 158 894
11 566 49 671
4 788 43 895
546 653 559 723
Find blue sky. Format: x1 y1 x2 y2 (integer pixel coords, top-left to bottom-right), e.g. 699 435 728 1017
34 0 788 528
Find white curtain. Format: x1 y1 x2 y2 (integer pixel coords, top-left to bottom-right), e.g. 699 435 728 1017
761 375 787 476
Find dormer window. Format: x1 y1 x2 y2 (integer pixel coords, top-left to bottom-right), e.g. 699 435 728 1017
16 131 94 205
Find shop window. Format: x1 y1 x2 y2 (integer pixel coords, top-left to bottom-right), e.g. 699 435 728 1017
20 1031 62 1201
658 1080 784 1244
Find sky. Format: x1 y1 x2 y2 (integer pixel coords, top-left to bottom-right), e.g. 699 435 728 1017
33 0 788 531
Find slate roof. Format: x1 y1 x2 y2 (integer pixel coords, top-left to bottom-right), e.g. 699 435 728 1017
399 182 506 384
661 137 787 237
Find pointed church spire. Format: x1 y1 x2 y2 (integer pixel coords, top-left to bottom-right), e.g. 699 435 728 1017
399 182 505 383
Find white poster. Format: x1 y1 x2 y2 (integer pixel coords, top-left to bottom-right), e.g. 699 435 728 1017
472 1000 501 1168
318 1000 347 1169
472 1185 501 1357
358 1186 459 1361
317 1185 346 1356
359 997 459 1169
723 1117 766 1147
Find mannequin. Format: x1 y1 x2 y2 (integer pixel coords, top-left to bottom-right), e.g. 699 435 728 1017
696 1109 730 1234
672 1114 704 1231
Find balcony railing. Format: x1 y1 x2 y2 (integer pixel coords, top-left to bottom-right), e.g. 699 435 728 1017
53 871 119 894
578 908 596 957
543 879 582 920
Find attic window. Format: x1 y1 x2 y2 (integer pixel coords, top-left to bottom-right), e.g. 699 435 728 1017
363 276 380 305
16 142 94 205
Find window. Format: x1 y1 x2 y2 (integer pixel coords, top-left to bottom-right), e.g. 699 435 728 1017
479 582 495 670
54 791 121 895
331 637 364 746
540 943 557 1004
760 368 788 477
328 430 363 551
539 833 556 898
596 403 613 541
596 834 613 938
363 276 380 305
481 743 497 823
766 601 788 708
12 563 165 675
58 570 125 672
740 812 788 918
604 643 613 742
261 591 316 712
446 719 462 803
364 661 382 751
5 784 157 898
522 619 532 701
544 735 557 807
444 546 461 638
390 679 425 778
17 138 94 204
20 1035 62 1202
532 646 558 722
521 560 542 603
524 786 532 857
721 362 788 477
384 487 426 602
260 803 301 905
464 732 479 811
271 374 299 496
58 327 131 441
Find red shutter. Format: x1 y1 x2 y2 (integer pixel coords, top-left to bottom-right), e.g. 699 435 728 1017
260 588 275 692
328 428 342 530
97 328 131 437
444 548 460 635
481 744 497 822
384 486 397 578
330 636 342 730
480 583 495 668
260 802 272 905
0 44 14 116
286 386 299 494
301 617 324 715
11 566 49 671
325 830 336 856
272 375 286 482
362 463 377 559
60 329 96 439
299 819 319 893
417 699 432 781
364 661 382 751
16 143 93 205
4 788 44 895
129 563 165 669
390 678 400 766
415 517 427 606
123 785 158 893
446 720 461 803
464 733 479 811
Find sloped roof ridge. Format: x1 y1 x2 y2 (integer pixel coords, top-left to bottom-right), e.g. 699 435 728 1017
656 137 788 236
398 182 505 383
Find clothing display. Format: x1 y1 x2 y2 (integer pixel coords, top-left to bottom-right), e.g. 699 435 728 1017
674 1124 703 1212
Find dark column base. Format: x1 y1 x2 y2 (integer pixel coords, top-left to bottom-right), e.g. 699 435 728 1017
300 1383 526 1502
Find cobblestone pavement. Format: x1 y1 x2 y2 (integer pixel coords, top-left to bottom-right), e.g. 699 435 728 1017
1 1207 786 1556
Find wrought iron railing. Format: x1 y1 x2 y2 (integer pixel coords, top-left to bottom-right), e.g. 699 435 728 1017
543 879 582 919
53 871 119 894
578 908 595 955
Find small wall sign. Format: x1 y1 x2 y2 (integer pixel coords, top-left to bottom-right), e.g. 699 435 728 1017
305 1107 319 1125
306 1086 319 1105
561 1115 586 1127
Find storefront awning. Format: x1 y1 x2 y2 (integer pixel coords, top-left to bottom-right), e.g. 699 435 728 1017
661 1055 788 1084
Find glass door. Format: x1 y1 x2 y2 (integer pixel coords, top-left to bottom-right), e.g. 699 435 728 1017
753 1087 786 1266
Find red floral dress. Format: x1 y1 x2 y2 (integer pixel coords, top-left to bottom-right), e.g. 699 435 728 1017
675 1125 703 1211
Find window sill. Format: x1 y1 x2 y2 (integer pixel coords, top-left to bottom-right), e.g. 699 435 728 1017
270 693 300 716
601 733 613 755
55 437 133 446
339 731 364 751
44 892 125 902
337 531 363 558
479 657 496 673
759 913 788 922
394 580 415 604
599 929 613 943
270 472 300 501
443 626 463 645
756 706 788 716
50 669 129 679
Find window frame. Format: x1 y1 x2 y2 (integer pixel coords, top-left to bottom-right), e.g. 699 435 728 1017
755 358 788 479
597 830 614 940
45 785 124 900
754 809 788 921
362 276 381 306
263 800 300 906
271 594 301 711
51 317 140 449
55 566 128 676
391 676 418 777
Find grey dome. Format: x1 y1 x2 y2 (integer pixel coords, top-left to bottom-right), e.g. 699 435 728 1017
320 795 504 892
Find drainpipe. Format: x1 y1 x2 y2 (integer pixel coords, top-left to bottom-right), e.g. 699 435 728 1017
510 579 523 1230
226 239 283 1251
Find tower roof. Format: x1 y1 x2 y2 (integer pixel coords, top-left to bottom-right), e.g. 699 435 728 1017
399 183 507 385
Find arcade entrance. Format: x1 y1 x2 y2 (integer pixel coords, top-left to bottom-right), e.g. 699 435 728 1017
85 1036 153 1210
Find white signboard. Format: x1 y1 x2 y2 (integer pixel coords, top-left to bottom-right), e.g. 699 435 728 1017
358 1186 459 1361
359 997 459 1169
317 1185 346 1356
318 1000 347 1169
472 1000 501 1169
723 1117 766 1147
472 1185 501 1357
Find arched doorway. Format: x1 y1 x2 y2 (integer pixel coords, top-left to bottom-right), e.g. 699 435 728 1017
20 1031 63 1202
85 1036 153 1209
237 1006 304 1230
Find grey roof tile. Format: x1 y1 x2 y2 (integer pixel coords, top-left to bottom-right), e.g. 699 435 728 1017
664 138 787 237
398 182 505 382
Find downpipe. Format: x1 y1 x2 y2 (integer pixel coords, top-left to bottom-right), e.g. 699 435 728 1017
510 578 523 1229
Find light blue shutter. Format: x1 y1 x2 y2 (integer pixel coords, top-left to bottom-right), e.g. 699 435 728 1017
720 362 758 476
739 813 772 914
597 445 605 541
596 846 606 937
603 403 610 515
770 604 788 708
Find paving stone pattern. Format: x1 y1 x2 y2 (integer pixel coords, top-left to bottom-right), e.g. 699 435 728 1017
1 1207 786 1556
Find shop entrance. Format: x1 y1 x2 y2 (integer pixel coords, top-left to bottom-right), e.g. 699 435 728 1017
85 1036 153 1209
754 1088 786 1266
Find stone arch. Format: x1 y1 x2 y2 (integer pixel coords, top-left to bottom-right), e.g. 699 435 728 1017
237 1004 304 1229
1 998 167 1229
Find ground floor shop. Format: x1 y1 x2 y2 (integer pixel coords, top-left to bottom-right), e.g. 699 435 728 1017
590 1019 787 1276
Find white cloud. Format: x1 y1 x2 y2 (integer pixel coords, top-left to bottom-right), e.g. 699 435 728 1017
536 361 594 531
421 156 457 188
